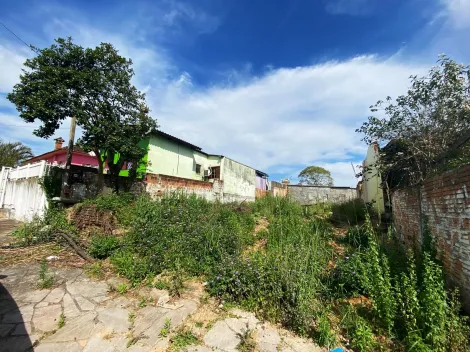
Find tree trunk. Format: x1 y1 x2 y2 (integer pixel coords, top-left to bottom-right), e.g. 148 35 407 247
94 149 104 193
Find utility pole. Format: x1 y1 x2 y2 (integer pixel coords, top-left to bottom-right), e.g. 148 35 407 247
61 116 77 199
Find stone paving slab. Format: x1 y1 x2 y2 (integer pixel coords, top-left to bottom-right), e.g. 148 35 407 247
1 262 326 352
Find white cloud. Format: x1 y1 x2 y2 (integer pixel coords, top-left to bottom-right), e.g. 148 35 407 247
0 45 29 93
144 56 425 187
442 0 470 28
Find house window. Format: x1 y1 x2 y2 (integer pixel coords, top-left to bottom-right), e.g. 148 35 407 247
196 164 201 174
209 166 220 179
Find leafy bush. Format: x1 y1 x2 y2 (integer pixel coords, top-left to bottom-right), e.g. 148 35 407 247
121 193 255 277
13 206 76 246
110 249 151 285
88 234 120 259
331 199 368 225
82 192 135 225
350 317 376 352
208 215 333 335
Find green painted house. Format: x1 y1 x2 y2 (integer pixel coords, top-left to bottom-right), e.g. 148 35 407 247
129 131 264 202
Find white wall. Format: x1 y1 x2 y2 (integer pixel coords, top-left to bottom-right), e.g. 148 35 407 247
221 157 256 202
0 161 49 221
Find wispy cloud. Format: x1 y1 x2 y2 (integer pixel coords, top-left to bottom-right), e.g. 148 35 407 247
441 0 470 28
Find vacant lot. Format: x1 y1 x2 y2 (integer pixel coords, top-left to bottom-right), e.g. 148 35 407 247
4 193 470 352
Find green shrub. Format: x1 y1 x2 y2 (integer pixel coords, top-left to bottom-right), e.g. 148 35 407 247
123 193 255 276
110 249 150 284
331 250 369 297
350 317 376 352
208 216 333 335
331 198 368 225
88 234 120 259
315 312 337 349
82 192 135 225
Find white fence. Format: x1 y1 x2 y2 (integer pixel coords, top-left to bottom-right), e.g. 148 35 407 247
0 161 50 221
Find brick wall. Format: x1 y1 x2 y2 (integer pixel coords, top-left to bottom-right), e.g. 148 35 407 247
146 174 220 201
392 165 470 309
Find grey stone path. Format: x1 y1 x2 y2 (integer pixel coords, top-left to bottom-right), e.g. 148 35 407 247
1 263 325 352
0 264 199 352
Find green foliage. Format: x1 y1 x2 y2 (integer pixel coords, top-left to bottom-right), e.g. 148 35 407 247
116 283 129 294
159 318 172 337
82 193 135 225
357 55 470 186
58 313 65 329
110 250 150 285
170 328 200 351
0 139 33 167
420 252 446 350
236 324 256 352
39 167 62 201
13 206 78 247
350 317 376 352
84 262 105 279
120 193 255 278
37 259 54 289
208 214 333 335
83 191 470 350
445 290 470 352
13 216 52 246
331 199 368 225
298 165 334 186
363 216 396 333
88 234 120 259
154 280 170 290
315 312 337 349
332 250 369 297
7 37 158 192
168 265 186 298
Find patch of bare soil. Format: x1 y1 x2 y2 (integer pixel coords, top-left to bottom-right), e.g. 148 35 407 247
180 297 221 338
254 217 269 235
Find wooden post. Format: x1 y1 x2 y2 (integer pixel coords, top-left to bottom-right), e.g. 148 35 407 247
61 116 77 198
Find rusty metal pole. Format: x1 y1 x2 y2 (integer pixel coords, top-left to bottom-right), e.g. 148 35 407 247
61 116 77 199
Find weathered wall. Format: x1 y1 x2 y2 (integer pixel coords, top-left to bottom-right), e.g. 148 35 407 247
288 185 358 205
221 157 256 202
146 174 221 201
392 165 470 310
271 181 288 198
362 143 385 213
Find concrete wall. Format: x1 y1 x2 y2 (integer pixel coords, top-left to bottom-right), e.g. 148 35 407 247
221 157 256 202
391 164 470 310
288 185 357 205
146 135 220 181
362 143 385 213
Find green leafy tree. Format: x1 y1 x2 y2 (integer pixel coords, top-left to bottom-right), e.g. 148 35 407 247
357 55 470 186
0 140 33 167
298 166 333 186
7 37 157 192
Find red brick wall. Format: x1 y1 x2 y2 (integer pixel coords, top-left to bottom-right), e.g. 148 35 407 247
392 165 470 309
146 174 220 201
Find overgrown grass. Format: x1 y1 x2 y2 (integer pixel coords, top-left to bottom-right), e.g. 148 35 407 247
24 191 470 351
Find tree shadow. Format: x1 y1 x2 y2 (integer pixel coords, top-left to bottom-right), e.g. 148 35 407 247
0 280 33 352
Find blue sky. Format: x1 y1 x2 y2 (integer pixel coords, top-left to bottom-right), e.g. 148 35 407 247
1 0 469 186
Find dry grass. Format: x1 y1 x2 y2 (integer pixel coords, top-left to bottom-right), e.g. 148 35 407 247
0 243 85 267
